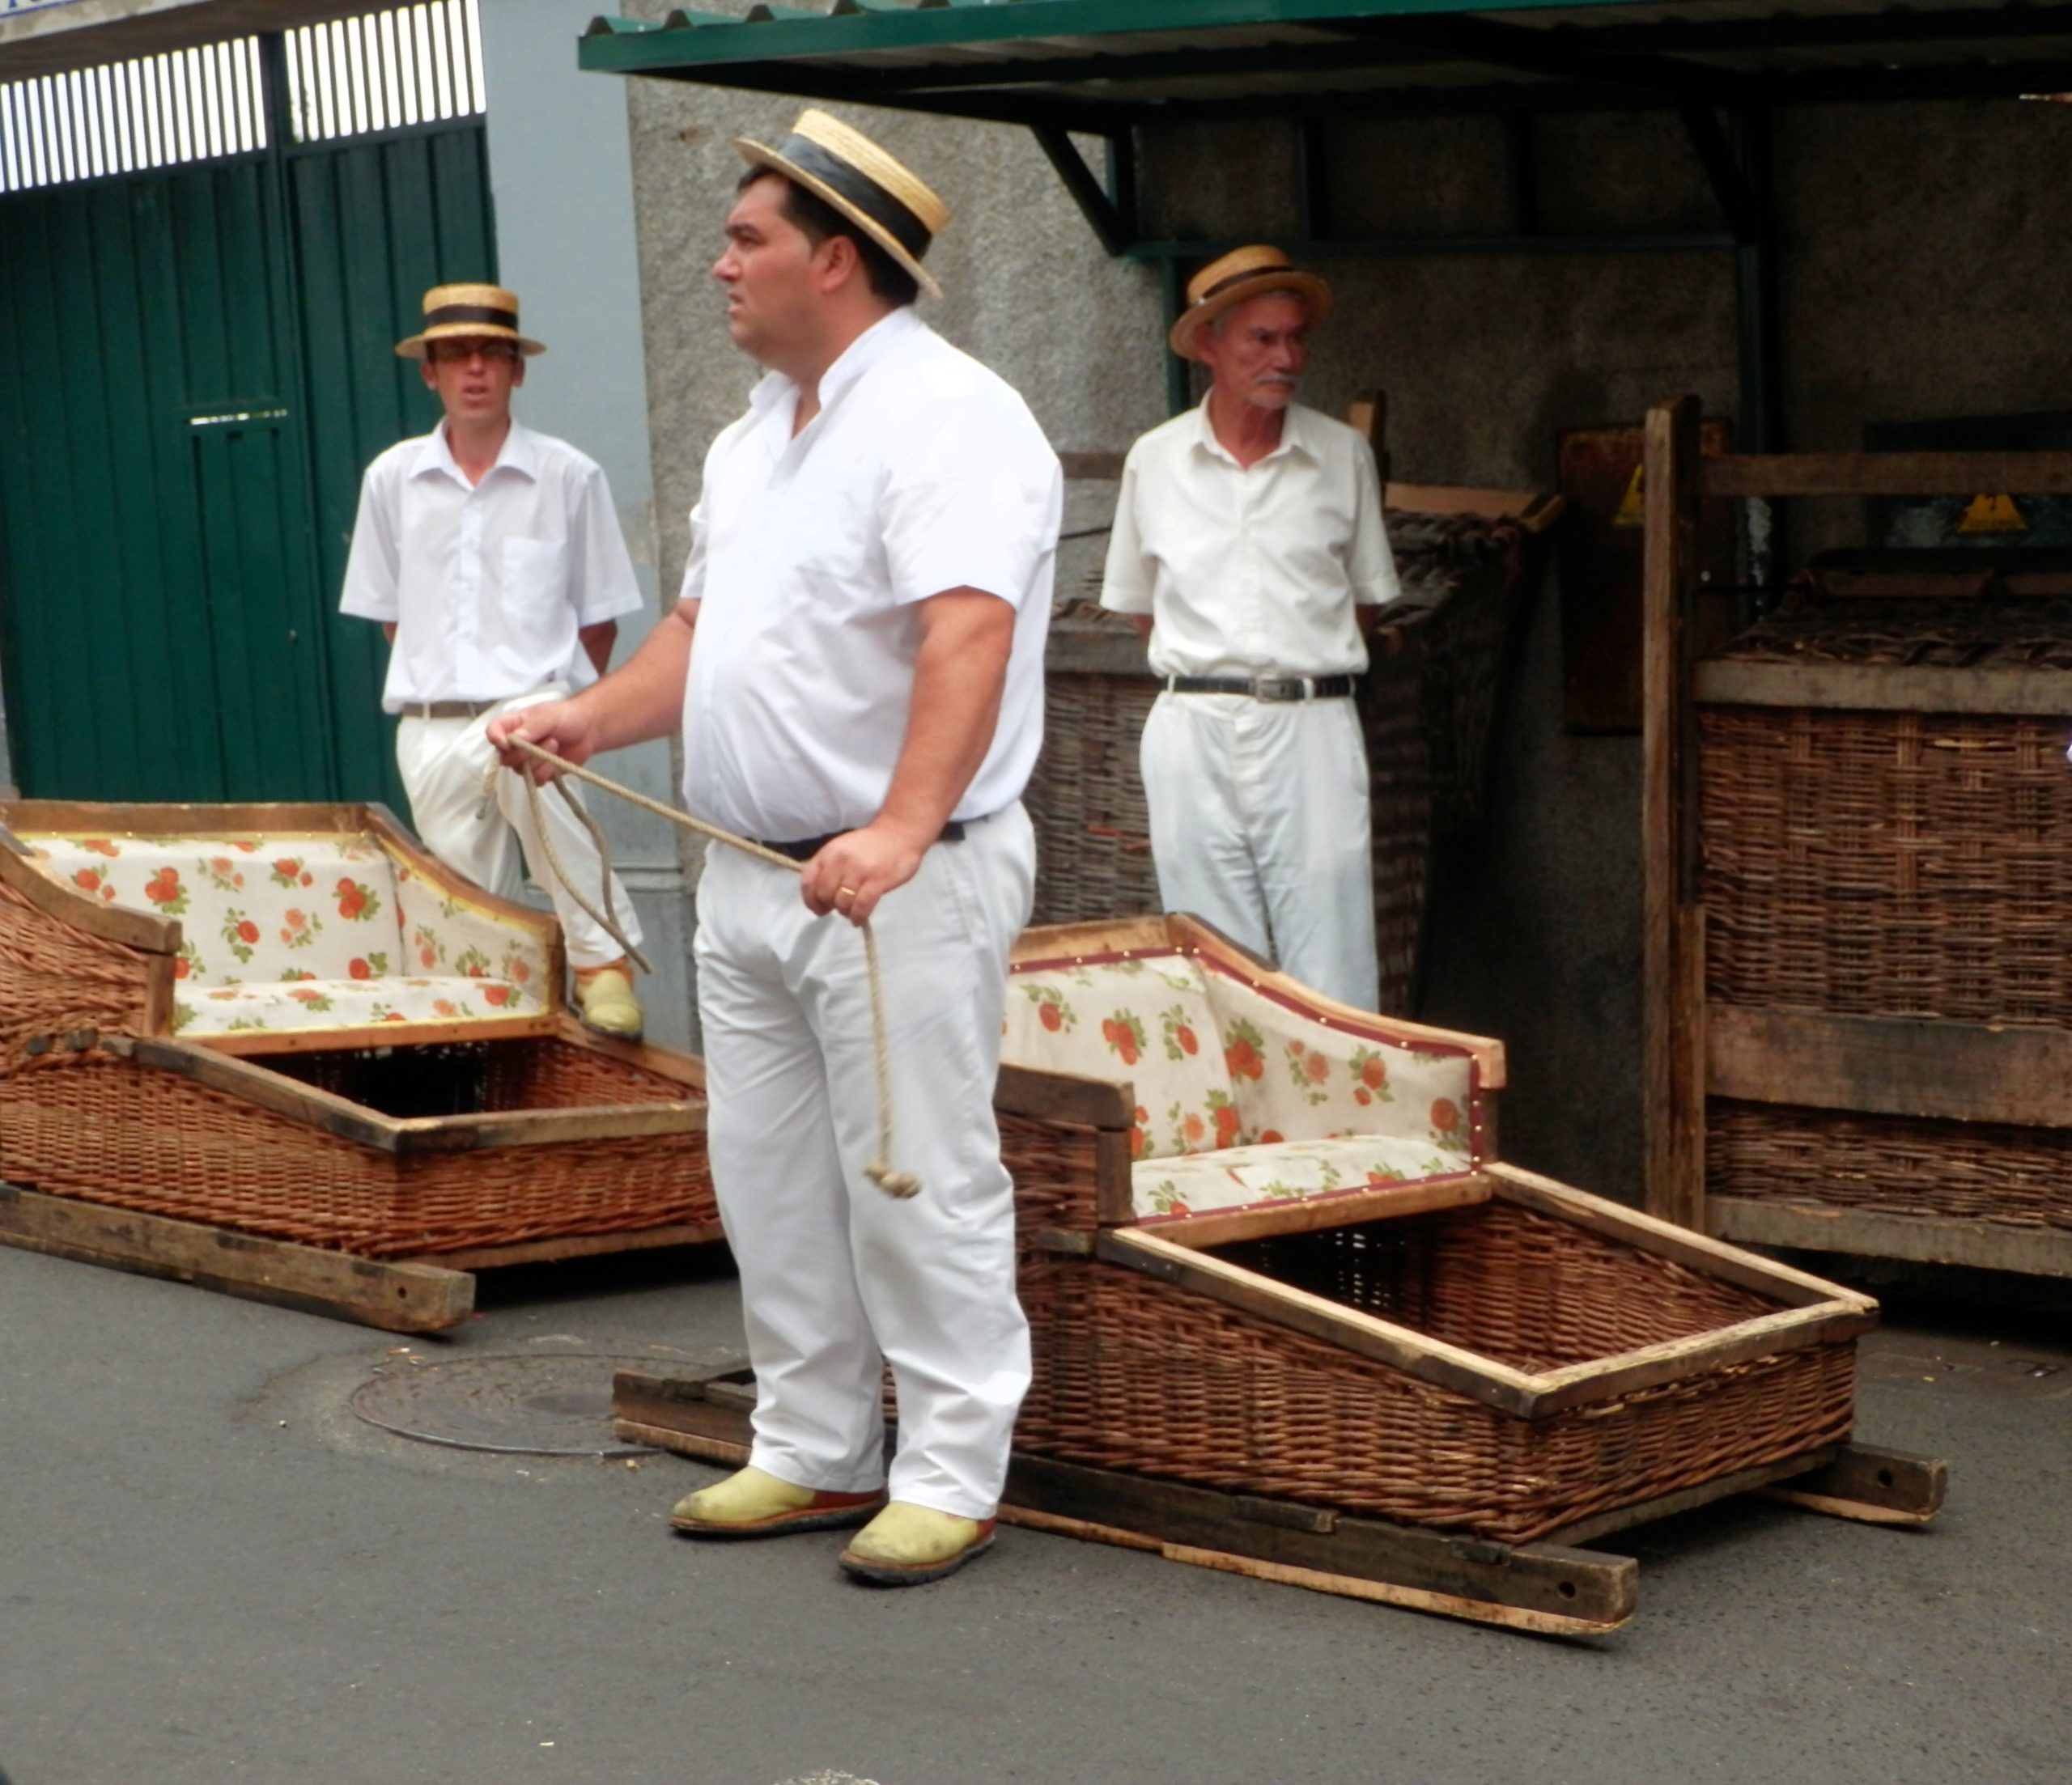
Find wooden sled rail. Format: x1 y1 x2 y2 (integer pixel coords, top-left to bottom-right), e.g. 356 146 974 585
611 1363 1947 1640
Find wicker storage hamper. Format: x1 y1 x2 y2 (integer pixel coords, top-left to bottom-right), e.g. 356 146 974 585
1695 585 2072 1272
0 800 718 1320
997 914 1875 1545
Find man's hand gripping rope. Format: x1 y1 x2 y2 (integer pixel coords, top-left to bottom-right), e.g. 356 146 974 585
479 737 922 1199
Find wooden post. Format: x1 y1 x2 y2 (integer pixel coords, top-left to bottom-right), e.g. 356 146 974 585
1642 397 1707 1230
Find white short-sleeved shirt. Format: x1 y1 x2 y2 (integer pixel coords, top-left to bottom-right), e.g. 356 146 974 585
1099 398 1401 679
678 307 1062 843
339 419 643 713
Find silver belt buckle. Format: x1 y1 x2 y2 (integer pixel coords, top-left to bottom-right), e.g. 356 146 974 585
1256 676 1299 702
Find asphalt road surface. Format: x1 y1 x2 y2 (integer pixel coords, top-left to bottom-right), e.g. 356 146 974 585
2 1238 2067 1785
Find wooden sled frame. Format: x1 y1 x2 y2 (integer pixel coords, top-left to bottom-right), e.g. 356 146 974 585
611 1359 1947 1639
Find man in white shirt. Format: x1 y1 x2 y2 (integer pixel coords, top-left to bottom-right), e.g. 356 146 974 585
339 283 647 1038
490 111 1059 1587
1102 246 1402 1012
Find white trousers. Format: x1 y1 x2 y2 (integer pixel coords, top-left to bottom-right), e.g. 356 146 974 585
694 803 1036 1520
394 690 643 973
1140 690 1379 1011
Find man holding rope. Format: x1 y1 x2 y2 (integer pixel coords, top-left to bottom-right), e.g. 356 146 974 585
491 110 1060 1586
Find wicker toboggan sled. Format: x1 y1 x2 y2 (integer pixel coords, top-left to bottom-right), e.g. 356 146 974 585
614 914 1945 1634
0 799 718 1330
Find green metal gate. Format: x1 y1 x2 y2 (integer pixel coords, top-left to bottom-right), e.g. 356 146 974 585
0 8 495 809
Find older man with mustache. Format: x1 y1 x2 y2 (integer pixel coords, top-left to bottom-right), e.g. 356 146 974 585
1101 246 1403 1011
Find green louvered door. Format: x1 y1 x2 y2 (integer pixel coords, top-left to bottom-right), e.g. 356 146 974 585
0 22 495 808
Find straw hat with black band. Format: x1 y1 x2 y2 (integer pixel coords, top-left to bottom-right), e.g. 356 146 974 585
734 108 949 302
395 283 546 360
1168 245 1334 362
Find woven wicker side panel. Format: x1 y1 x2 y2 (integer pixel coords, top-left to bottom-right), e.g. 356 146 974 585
1004 1112 1107 1234
1017 1257 1855 1543
1025 672 1161 926
478 1039 696 1111
1361 652 1431 1013
1700 706 2072 1023
0 880 154 1072
1710 1100 2072 1231
0 1055 719 1256
1219 1202 1780 1376
393 1138 717 1258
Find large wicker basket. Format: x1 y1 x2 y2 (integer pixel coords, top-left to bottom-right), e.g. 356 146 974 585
0 800 718 1276
1696 587 2072 1259
996 915 1875 1545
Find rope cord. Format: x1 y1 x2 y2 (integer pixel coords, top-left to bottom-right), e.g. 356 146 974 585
481 739 920 1200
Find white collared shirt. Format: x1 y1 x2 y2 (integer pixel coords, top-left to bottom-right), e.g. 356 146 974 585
339 419 643 712
1099 397 1401 679
679 307 1061 842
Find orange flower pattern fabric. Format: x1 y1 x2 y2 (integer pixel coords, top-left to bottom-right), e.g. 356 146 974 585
1204 969 1477 1167
22 829 553 1039
1000 954 1237 1161
1136 1134 1471 1219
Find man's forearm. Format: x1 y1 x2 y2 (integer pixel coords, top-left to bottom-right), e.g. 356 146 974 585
568 601 696 753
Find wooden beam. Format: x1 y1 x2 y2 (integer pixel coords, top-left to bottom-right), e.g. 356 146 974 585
1641 396 1707 1230
405 1220 727 1270
0 1183 473 1333
1693 659 2072 718
994 1060 1133 1130
1702 451 2072 498
1487 1162 1876 1312
1709 1005 2072 1129
1759 1443 1947 1526
197 1014 561 1059
391 1101 706 1155
611 1367 1635 1636
119 1036 402 1151
1011 914 1178 966
1709 1197 2072 1279
1151 1175 1492 1250
1095 1225 1544 1417
0 829 181 954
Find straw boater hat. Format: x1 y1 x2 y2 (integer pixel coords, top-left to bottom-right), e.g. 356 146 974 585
1168 245 1334 361
734 108 949 301
394 283 545 360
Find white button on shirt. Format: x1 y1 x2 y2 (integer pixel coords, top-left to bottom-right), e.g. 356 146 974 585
339 420 643 712
679 307 1062 843
1099 398 1401 679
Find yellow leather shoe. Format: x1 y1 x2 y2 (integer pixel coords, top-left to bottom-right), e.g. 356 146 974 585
670 1465 885 1538
573 963 643 1041
838 1501 996 1585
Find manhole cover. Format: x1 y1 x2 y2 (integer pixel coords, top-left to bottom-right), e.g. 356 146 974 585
349 1353 660 1456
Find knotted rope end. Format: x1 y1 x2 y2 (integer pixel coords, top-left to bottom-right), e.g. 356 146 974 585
866 1161 922 1200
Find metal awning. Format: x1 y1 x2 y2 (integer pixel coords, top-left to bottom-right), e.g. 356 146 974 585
577 1 2072 128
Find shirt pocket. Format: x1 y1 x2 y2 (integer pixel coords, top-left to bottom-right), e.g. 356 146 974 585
500 536 569 621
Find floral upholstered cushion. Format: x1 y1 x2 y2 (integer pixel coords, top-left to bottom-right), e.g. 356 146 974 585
1204 969 1480 1164
172 974 540 1039
20 829 554 1039
1002 953 1238 1162
1133 1134 1471 1221
382 840 553 1001
24 833 402 986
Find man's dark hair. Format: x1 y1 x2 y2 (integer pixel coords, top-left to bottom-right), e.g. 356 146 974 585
738 167 920 308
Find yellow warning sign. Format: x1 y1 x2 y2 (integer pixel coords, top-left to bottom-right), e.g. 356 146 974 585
1611 463 1645 528
1957 493 2027 534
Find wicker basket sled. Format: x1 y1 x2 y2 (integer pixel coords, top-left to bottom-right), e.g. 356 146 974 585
613 914 1945 1635
0 799 718 1331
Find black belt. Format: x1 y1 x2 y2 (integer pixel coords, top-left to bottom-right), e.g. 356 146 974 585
1166 675 1355 702
757 820 967 863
